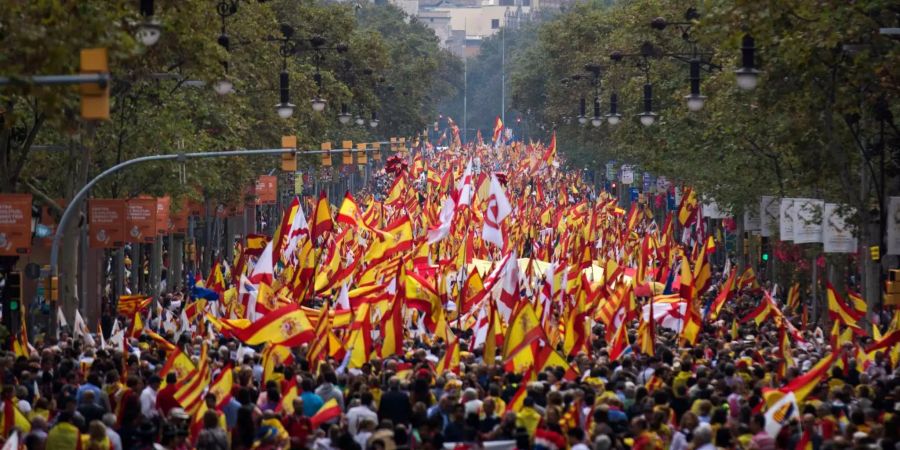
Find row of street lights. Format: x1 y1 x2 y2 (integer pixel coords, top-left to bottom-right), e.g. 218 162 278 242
134 0 380 126
568 8 760 127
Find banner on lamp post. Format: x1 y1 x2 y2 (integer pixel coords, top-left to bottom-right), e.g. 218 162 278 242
760 196 779 237
744 209 761 232
887 197 900 255
823 203 857 253
779 198 795 241
791 198 824 244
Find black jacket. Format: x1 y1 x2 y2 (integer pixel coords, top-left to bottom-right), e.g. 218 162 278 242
378 389 412 425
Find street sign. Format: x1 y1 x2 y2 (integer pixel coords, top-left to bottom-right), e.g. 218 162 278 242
621 165 634 184
606 162 615 181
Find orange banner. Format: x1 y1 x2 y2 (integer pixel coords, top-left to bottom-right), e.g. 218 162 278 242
89 199 126 248
126 198 157 243
171 199 189 234
156 196 170 235
0 194 32 255
255 175 277 205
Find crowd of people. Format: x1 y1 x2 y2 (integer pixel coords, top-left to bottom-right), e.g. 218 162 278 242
4 140 897 450
1 281 897 450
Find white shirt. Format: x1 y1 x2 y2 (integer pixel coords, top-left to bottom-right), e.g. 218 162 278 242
345 405 378 435
107 428 123 450
140 386 158 419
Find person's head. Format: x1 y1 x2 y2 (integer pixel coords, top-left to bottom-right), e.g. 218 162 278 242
81 390 96 405
750 414 765 433
88 420 106 442
692 423 713 447
102 413 116 429
567 428 585 445
483 397 496 416
148 375 162 389
451 403 465 422
205 392 217 408
361 391 374 407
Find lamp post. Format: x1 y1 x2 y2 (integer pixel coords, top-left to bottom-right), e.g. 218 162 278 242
136 0 162 47
735 34 760 91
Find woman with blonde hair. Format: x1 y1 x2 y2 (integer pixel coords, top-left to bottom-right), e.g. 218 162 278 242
81 421 111 450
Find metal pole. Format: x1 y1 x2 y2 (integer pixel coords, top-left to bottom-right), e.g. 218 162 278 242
0 73 111 86
501 25 506 125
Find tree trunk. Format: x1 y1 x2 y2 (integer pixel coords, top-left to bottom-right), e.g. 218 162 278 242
171 234 183 293
150 236 162 300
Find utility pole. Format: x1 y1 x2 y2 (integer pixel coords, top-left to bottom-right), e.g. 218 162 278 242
501 24 506 125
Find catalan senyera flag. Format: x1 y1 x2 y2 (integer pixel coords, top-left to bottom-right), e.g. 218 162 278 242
787 283 800 311
218 305 314 347
308 301 331 367
826 282 862 327
310 398 341 428
174 343 210 414
118 294 152 317
311 191 334 240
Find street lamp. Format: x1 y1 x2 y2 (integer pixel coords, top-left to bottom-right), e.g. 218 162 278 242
578 97 588 125
735 34 760 91
311 95 327 113
213 58 234 95
369 111 379 128
355 115 365 126
338 104 352 124
275 70 295 119
136 0 162 47
591 97 603 127
685 59 706 111
606 93 622 125
637 83 657 126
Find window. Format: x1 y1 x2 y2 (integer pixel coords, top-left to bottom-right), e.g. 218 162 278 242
491 19 500 29
522 0 530 5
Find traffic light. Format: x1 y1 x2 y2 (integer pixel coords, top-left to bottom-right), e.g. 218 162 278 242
281 135 297 171
357 143 368 165
45 276 59 302
80 48 110 120
390 137 398 152
886 269 900 306
342 141 353 165
870 245 881 261
2 272 22 334
320 142 332 167
762 252 769 262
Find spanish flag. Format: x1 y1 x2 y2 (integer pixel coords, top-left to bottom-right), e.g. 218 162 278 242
278 378 299 415
311 191 334 240
492 116 504 144
337 192 364 228
677 186 698 226
310 398 341 428
504 367 534 414
209 365 234 410
541 131 557 165
218 305 314 347
378 293 405 358
708 268 737 320
435 335 460 375
826 282 862 327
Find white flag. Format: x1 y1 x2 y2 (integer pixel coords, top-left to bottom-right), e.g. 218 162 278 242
74 310 95 347
481 173 513 248
427 196 456 244
336 283 351 310
457 160 475 207
764 392 799 437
